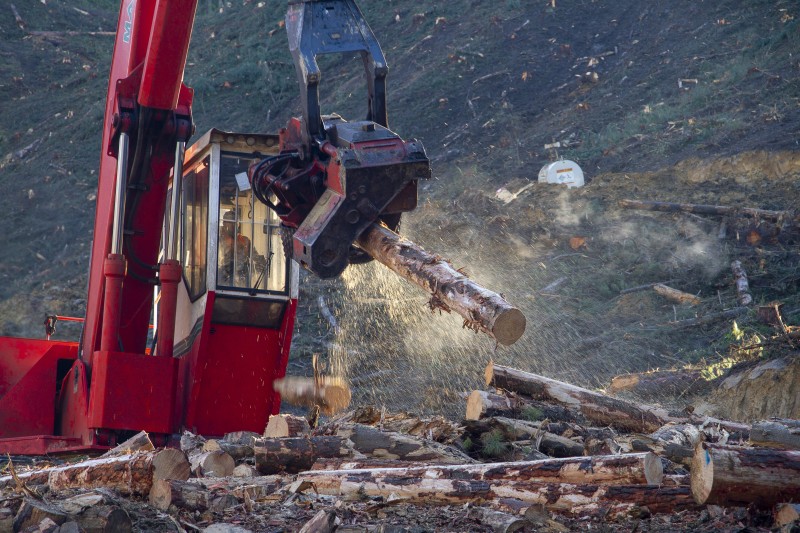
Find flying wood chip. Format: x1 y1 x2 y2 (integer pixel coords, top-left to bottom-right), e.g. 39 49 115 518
569 236 587 250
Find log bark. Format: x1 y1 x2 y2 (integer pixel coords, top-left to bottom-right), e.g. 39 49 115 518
479 508 527 533
731 260 753 306
332 423 474 464
273 376 351 416
300 453 663 486
309 459 441 471
149 479 239 512
254 436 355 475
485 362 674 433
73 505 132 533
338 406 462 444
465 390 585 424
607 369 709 399
264 414 311 438
618 199 791 222
188 450 235 477
652 284 700 305
202 439 253 461
356 223 526 345
12 499 67 532
462 417 585 458
0 449 190 496
750 419 800 450
691 442 800 507
295 474 687 514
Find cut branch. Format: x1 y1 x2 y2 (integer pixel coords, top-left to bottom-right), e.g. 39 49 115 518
731 260 753 306
356 223 526 345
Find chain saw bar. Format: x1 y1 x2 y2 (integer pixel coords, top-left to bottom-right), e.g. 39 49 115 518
286 0 387 143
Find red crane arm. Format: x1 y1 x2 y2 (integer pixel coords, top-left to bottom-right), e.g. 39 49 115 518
82 0 197 363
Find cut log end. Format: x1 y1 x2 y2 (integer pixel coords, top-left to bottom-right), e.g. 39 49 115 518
492 307 526 345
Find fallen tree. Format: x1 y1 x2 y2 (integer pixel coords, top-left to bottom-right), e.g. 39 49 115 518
485 362 675 433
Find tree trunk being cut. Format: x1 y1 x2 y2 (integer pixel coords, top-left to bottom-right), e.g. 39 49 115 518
690 442 800 507
485 362 674 433
356 223 526 345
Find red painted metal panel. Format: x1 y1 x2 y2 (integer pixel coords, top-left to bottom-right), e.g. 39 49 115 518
0 338 77 438
87 351 178 434
181 296 297 436
0 436 105 456
139 0 198 109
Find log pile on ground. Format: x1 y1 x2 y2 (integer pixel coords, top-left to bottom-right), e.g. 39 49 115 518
1 365 799 532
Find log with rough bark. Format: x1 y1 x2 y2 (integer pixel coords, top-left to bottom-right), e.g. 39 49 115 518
12 499 68 532
188 450 235 477
356 223 526 345
202 439 253 461
295 475 689 515
149 479 239 512
254 436 356 475
485 362 675 433
462 417 585 458
301 453 663 486
0 449 191 497
332 423 474 464
653 284 701 305
731 260 753 306
466 390 585 424
607 368 709 399
309 458 441 471
273 376 351 416
73 504 133 533
618 199 792 222
750 418 800 450
691 442 800 507
479 508 528 533
337 406 462 444
264 414 311 438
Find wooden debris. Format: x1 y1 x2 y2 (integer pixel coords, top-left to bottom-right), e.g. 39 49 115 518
9 3 24 29
653 283 701 305
750 418 800 450
774 503 800 529
101 430 154 457
13 499 67 531
188 450 235 478
485 362 675 433
264 414 311 438
462 417 585 458
356 223 526 345
618 199 793 222
338 406 462 444
479 508 527 533
299 509 337 533
691 442 800 507
731 260 753 306
273 376 352 416
73 504 132 533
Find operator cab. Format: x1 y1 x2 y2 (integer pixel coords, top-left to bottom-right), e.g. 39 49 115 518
162 129 298 435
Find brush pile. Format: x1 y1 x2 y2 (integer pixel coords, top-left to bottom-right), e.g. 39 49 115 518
1 363 799 532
